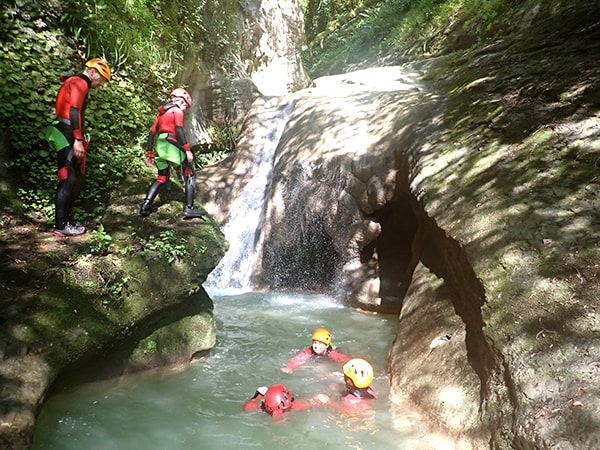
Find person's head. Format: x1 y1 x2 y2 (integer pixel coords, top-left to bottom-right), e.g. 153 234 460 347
169 88 192 111
311 327 331 355
343 358 374 390
263 384 293 416
84 58 111 88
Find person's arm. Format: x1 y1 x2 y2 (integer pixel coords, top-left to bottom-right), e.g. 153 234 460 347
67 77 88 141
243 386 268 411
328 348 350 363
281 348 312 373
290 393 330 412
67 77 89 159
173 108 193 163
145 116 159 166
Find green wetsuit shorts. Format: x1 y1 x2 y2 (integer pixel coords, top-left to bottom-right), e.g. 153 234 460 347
154 133 185 170
46 121 70 151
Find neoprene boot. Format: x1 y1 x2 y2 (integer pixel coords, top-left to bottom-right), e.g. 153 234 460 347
182 174 205 218
183 205 205 219
140 181 162 216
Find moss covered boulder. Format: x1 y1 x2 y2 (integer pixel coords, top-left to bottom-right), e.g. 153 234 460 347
0 178 227 449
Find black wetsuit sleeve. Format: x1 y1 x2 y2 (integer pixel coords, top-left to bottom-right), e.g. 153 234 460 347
175 125 188 148
147 131 156 151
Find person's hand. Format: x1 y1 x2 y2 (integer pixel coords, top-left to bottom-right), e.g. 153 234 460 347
73 140 85 159
312 394 329 405
145 156 154 167
257 386 268 396
185 150 193 163
252 386 268 399
281 367 292 374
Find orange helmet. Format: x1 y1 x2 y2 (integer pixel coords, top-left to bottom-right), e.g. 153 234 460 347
85 58 111 81
263 384 292 416
311 327 331 345
343 358 374 389
170 88 192 107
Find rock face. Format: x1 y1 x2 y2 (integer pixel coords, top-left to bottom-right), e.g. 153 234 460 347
196 7 600 445
0 181 227 449
199 67 429 312
239 0 310 96
183 0 310 146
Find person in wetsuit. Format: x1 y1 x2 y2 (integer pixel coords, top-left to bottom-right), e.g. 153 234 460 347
46 58 111 237
281 327 350 373
243 384 328 416
140 88 205 219
337 358 377 408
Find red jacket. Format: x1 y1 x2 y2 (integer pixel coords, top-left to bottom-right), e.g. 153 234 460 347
147 102 190 152
282 346 350 372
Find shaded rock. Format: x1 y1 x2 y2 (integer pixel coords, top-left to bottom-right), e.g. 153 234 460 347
0 176 227 449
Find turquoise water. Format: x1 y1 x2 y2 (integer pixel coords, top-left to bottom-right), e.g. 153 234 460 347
32 292 435 449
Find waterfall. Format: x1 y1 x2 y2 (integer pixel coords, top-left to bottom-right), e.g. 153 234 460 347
204 99 296 294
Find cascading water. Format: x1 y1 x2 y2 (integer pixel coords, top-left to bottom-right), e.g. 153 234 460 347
204 99 296 294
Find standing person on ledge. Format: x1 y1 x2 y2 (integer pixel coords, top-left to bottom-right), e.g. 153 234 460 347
140 88 205 219
46 58 111 237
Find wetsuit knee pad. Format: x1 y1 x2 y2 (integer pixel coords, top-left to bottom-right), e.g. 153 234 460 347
58 166 68 181
182 165 194 178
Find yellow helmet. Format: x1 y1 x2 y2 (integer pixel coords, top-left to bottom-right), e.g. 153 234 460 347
85 58 112 81
343 358 374 389
311 327 331 345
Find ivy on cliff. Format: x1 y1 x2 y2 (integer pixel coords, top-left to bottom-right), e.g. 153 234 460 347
300 0 562 76
0 0 237 223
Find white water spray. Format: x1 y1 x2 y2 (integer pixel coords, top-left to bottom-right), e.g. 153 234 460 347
204 99 296 294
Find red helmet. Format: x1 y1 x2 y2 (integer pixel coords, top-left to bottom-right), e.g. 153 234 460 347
263 384 292 416
170 88 192 107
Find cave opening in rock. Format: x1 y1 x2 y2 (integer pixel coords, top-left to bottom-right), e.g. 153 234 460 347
362 195 419 312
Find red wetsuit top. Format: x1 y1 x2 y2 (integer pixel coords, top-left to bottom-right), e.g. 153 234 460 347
243 393 314 415
146 102 190 153
328 387 377 412
54 74 90 141
283 346 350 372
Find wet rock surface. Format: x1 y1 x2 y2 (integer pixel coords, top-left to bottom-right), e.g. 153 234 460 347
198 5 600 446
0 181 226 449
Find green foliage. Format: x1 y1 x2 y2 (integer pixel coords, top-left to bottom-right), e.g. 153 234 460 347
138 230 189 265
88 224 113 255
143 339 158 355
301 0 531 76
198 1 242 74
195 124 236 166
0 0 235 225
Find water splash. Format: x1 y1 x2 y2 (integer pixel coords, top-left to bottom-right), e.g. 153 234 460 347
204 99 296 295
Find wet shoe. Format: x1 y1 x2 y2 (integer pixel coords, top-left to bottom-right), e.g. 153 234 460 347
140 203 156 217
53 223 86 237
68 220 88 228
182 205 206 219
